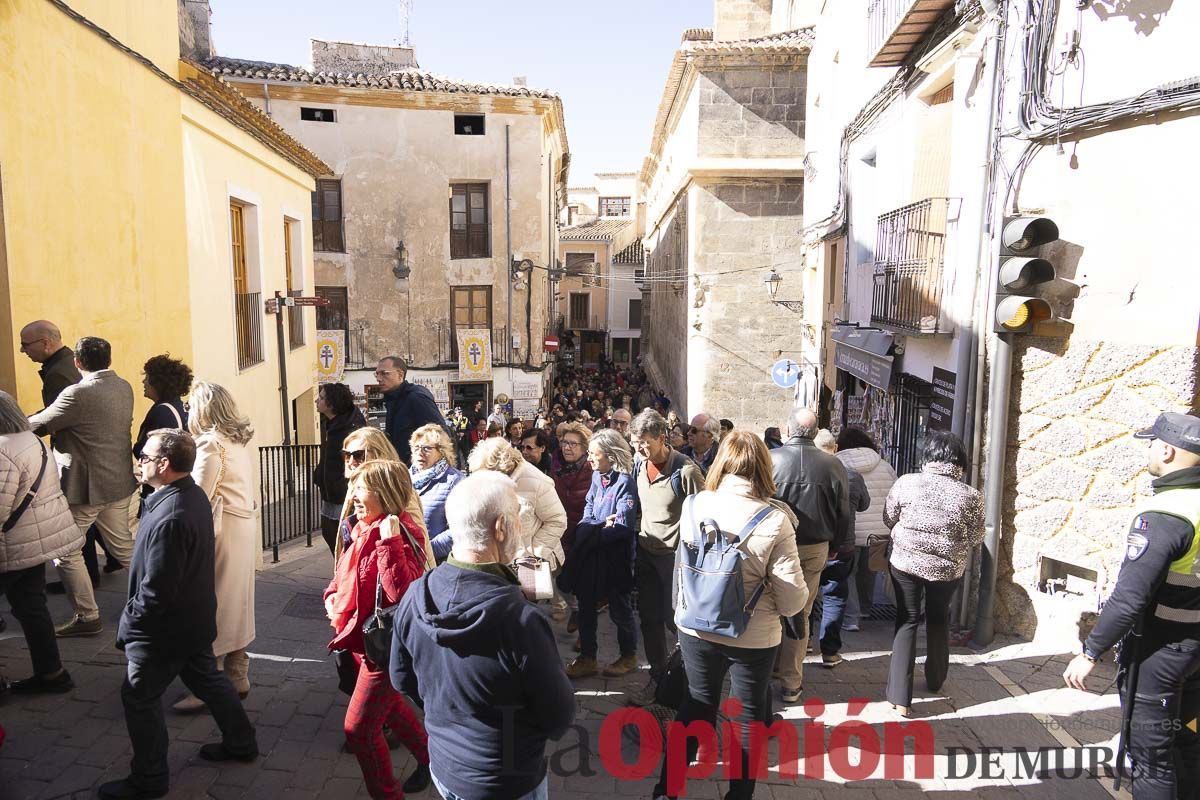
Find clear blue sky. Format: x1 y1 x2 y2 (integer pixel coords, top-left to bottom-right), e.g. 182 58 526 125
209 0 714 183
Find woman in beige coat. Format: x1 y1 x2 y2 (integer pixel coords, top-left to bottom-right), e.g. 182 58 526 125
654 430 808 800
173 382 257 712
467 438 567 568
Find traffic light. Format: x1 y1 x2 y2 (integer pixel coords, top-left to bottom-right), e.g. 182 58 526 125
994 216 1059 333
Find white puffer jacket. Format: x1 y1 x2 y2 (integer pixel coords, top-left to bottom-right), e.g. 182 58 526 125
0 431 83 573
510 460 569 569
837 447 898 548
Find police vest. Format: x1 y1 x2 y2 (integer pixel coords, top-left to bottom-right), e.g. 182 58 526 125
1133 486 1200 625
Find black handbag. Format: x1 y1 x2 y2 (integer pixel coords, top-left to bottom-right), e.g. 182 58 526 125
333 649 358 696
654 645 689 710
361 520 429 669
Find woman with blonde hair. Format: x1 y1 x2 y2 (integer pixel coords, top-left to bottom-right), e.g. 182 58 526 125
173 382 257 712
324 460 432 797
408 424 464 563
467 438 567 568
652 430 808 800
334 427 428 564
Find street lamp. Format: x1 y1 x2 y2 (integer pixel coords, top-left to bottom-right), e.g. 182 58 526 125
393 240 411 280
764 269 782 299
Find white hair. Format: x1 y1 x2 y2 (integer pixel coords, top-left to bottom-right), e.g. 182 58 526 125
445 472 520 554
814 429 837 454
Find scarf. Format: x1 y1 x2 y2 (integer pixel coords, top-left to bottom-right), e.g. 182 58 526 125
411 458 451 492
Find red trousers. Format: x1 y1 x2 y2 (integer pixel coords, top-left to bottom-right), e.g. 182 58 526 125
344 655 428 800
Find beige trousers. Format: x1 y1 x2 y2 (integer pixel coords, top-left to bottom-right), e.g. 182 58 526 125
778 541 832 692
57 496 135 620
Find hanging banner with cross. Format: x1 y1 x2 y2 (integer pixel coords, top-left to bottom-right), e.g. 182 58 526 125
315 330 346 384
456 328 493 380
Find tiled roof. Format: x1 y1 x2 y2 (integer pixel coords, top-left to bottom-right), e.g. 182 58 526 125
559 218 633 241
685 27 815 55
179 61 331 178
612 239 645 265
205 56 559 99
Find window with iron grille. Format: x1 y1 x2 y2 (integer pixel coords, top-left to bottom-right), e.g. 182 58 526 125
451 286 492 360
886 373 933 477
311 178 344 252
450 183 490 259
599 196 630 217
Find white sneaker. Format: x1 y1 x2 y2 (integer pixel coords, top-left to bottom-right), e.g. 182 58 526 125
781 685 803 704
843 622 861 632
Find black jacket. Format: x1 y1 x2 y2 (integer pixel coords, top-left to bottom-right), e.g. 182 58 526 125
38 346 80 408
133 398 188 459
770 435 852 548
384 382 444 466
390 561 575 800
314 408 367 504
117 476 217 655
1086 465 1200 657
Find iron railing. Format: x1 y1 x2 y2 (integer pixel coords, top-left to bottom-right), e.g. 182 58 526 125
871 198 951 334
567 314 604 331
259 444 321 563
346 326 368 369
235 292 264 370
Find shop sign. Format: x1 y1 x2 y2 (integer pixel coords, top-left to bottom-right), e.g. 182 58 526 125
834 345 893 391
929 367 956 432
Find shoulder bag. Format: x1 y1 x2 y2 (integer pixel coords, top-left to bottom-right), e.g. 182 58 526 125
866 532 891 572
3 441 49 533
362 517 430 668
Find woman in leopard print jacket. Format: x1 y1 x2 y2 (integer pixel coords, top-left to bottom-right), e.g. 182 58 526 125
882 431 984 716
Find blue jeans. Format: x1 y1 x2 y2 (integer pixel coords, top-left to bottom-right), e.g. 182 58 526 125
809 552 855 657
432 771 549 800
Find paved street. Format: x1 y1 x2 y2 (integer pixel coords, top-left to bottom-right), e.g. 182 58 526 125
1 538 1129 800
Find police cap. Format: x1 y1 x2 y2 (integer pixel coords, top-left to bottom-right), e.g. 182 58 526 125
1134 412 1200 456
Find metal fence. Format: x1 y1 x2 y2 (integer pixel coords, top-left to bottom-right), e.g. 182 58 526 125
259 444 321 563
871 198 951 334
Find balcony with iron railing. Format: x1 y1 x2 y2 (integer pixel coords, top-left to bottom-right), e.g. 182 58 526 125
869 198 954 335
566 313 605 332
235 292 264 370
867 0 955 68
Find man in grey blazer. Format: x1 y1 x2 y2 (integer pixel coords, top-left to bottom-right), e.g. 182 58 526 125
29 336 137 637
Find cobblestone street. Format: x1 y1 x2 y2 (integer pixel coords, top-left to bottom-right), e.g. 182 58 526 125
0 538 1130 800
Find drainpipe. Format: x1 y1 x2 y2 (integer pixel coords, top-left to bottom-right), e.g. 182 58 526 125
955 18 1006 627
505 125 513 371
261 83 272 117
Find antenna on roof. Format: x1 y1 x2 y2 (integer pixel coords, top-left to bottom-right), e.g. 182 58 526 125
398 0 412 46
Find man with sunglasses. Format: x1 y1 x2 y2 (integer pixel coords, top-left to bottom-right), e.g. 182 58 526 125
102 429 257 799
680 413 720 476
374 356 443 466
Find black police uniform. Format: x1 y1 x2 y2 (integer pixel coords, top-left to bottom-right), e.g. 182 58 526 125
1084 464 1200 800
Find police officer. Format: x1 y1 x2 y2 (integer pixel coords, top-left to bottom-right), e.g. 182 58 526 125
1064 411 1200 800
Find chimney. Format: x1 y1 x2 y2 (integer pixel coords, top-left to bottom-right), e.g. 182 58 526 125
713 0 773 42
178 0 215 61
311 40 419 74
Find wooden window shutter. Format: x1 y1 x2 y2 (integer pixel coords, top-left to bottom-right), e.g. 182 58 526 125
312 179 344 252
468 184 489 258
450 185 469 259
230 203 247 294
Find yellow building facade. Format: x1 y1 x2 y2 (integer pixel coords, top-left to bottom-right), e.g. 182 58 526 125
0 0 328 450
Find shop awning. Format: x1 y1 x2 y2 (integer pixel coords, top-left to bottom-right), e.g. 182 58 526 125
832 325 895 390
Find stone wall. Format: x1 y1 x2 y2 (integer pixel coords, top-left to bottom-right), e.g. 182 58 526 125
714 0 773 41
689 179 805 430
698 69 806 159
312 40 418 73
643 200 690 413
995 336 1200 638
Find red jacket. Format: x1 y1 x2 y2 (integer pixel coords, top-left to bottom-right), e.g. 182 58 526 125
324 511 426 656
552 459 593 554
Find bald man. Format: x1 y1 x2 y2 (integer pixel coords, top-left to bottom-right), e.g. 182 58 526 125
770 407 852 704
19 320 81 408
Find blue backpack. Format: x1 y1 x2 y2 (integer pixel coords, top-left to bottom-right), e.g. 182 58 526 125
677 494 776 639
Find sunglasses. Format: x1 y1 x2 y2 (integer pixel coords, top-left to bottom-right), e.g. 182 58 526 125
341 449 368 462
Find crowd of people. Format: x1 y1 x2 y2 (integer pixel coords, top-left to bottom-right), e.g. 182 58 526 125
3 331 1198 800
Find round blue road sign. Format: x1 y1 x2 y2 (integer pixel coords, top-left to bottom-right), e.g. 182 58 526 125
771 359 800 389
